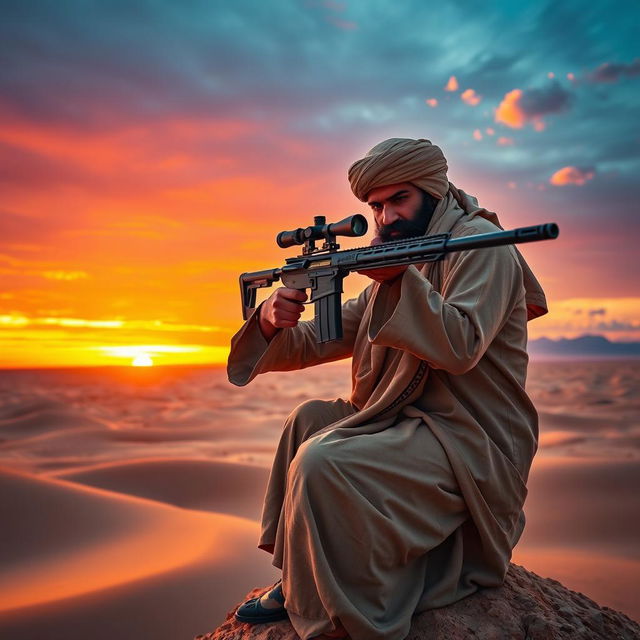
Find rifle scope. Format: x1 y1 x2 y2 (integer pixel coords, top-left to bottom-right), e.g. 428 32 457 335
276 214 368 249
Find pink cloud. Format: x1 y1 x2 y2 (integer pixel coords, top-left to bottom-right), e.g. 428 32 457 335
425 98 438 107
444 76 459 91
550 166 596 186
473 129 483 141
460 88 481 106
495 82 571 130
495 89 526 128
497 136 514 146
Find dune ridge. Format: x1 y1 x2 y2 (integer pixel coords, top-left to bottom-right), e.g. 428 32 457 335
0 465 259 613
51 457 270 519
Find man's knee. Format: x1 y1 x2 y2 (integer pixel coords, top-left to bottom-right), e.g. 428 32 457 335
283 398 340 443
287 436 335 490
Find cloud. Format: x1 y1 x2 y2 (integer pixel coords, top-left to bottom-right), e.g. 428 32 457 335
473 129 483 141
495 89 526 128
586 59 640 83
444 76 459 91
42 271 89 281
497 136 514 146
528 298 640 342
460 88 481 106
594 320 640 332
425 98 438 107
550 166 595 186
0 1 445 135
495 80 572 129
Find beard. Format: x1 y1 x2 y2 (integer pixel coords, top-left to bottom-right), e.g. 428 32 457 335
375 191 438 243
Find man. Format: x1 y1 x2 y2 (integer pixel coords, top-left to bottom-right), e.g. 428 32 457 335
227 138 548 640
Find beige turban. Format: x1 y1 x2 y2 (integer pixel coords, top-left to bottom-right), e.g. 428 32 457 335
348 138 450 202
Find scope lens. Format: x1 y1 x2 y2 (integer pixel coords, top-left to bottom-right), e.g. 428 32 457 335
352 217 366 235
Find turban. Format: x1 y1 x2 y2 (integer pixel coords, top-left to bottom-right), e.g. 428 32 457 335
348 138 450 202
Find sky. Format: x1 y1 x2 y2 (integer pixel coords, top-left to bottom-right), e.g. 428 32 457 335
1 0 639 368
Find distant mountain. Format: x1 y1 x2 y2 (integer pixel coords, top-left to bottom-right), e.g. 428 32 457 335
529 334 640 358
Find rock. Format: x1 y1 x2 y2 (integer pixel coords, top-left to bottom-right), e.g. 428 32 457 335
195 563 640 640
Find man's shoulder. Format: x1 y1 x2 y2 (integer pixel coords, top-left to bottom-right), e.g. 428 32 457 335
450 214 500 238
448 215 521 269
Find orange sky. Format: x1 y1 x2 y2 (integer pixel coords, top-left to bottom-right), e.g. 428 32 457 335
2 4 639 368
1 109 639 368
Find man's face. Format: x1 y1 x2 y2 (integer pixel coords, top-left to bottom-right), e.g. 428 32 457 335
366 182 436 242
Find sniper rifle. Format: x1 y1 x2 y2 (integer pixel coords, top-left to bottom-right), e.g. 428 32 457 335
239 214 559 343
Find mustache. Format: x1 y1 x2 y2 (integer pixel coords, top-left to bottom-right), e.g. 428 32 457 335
376 218 427 242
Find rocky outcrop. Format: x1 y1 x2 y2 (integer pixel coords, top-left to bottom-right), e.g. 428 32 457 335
195 563 640 639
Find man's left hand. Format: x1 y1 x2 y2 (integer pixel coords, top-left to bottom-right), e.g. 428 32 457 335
356 236 409 284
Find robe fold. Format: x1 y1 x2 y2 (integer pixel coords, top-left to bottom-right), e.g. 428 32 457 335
227 190 546 640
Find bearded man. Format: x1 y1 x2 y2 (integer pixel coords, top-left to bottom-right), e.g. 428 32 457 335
226 138 548 640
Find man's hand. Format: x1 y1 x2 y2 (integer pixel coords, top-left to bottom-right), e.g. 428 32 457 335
258 287 308 341
356 236 408 284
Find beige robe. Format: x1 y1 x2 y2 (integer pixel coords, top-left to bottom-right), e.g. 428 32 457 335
227 191 547 640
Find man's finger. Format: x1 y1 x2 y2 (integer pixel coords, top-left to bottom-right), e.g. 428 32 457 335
276 298 306 313
278 310 302 321
280 288 308 302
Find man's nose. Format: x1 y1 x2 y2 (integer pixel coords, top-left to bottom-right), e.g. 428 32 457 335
381 205 400 226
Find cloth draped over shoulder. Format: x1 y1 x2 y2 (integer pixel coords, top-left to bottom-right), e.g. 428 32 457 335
226 137 548 640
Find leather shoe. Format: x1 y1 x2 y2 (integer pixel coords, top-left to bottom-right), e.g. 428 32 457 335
235 580 288 624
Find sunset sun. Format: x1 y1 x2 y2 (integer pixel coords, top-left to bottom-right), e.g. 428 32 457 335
132 353 153 367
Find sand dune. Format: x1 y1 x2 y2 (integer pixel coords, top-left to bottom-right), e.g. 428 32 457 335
0 360 638 636
522 457 640 559
51 457 270 520
0 395 69 420
0 406 106 441
0 466 266 614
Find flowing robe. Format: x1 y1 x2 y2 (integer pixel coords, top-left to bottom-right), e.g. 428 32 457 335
227 193 546 640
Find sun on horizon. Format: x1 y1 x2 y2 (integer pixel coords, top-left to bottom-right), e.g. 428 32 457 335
132 353 154 367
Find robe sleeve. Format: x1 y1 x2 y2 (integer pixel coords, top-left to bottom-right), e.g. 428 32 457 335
367 239 523 375
227 284 372 386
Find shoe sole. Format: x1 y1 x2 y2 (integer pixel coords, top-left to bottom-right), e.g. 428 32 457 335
234 610 289 624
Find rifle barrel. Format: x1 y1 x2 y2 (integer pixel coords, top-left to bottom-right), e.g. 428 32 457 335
446 223 559 252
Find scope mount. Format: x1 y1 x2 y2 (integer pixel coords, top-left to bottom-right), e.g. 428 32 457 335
301 216 338 255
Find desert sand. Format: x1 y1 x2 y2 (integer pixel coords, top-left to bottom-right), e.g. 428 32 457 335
0 359 638 639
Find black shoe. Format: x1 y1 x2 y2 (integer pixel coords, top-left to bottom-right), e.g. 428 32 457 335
234 580 288 624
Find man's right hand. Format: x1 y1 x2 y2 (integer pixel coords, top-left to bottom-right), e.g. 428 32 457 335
258 287 308 341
